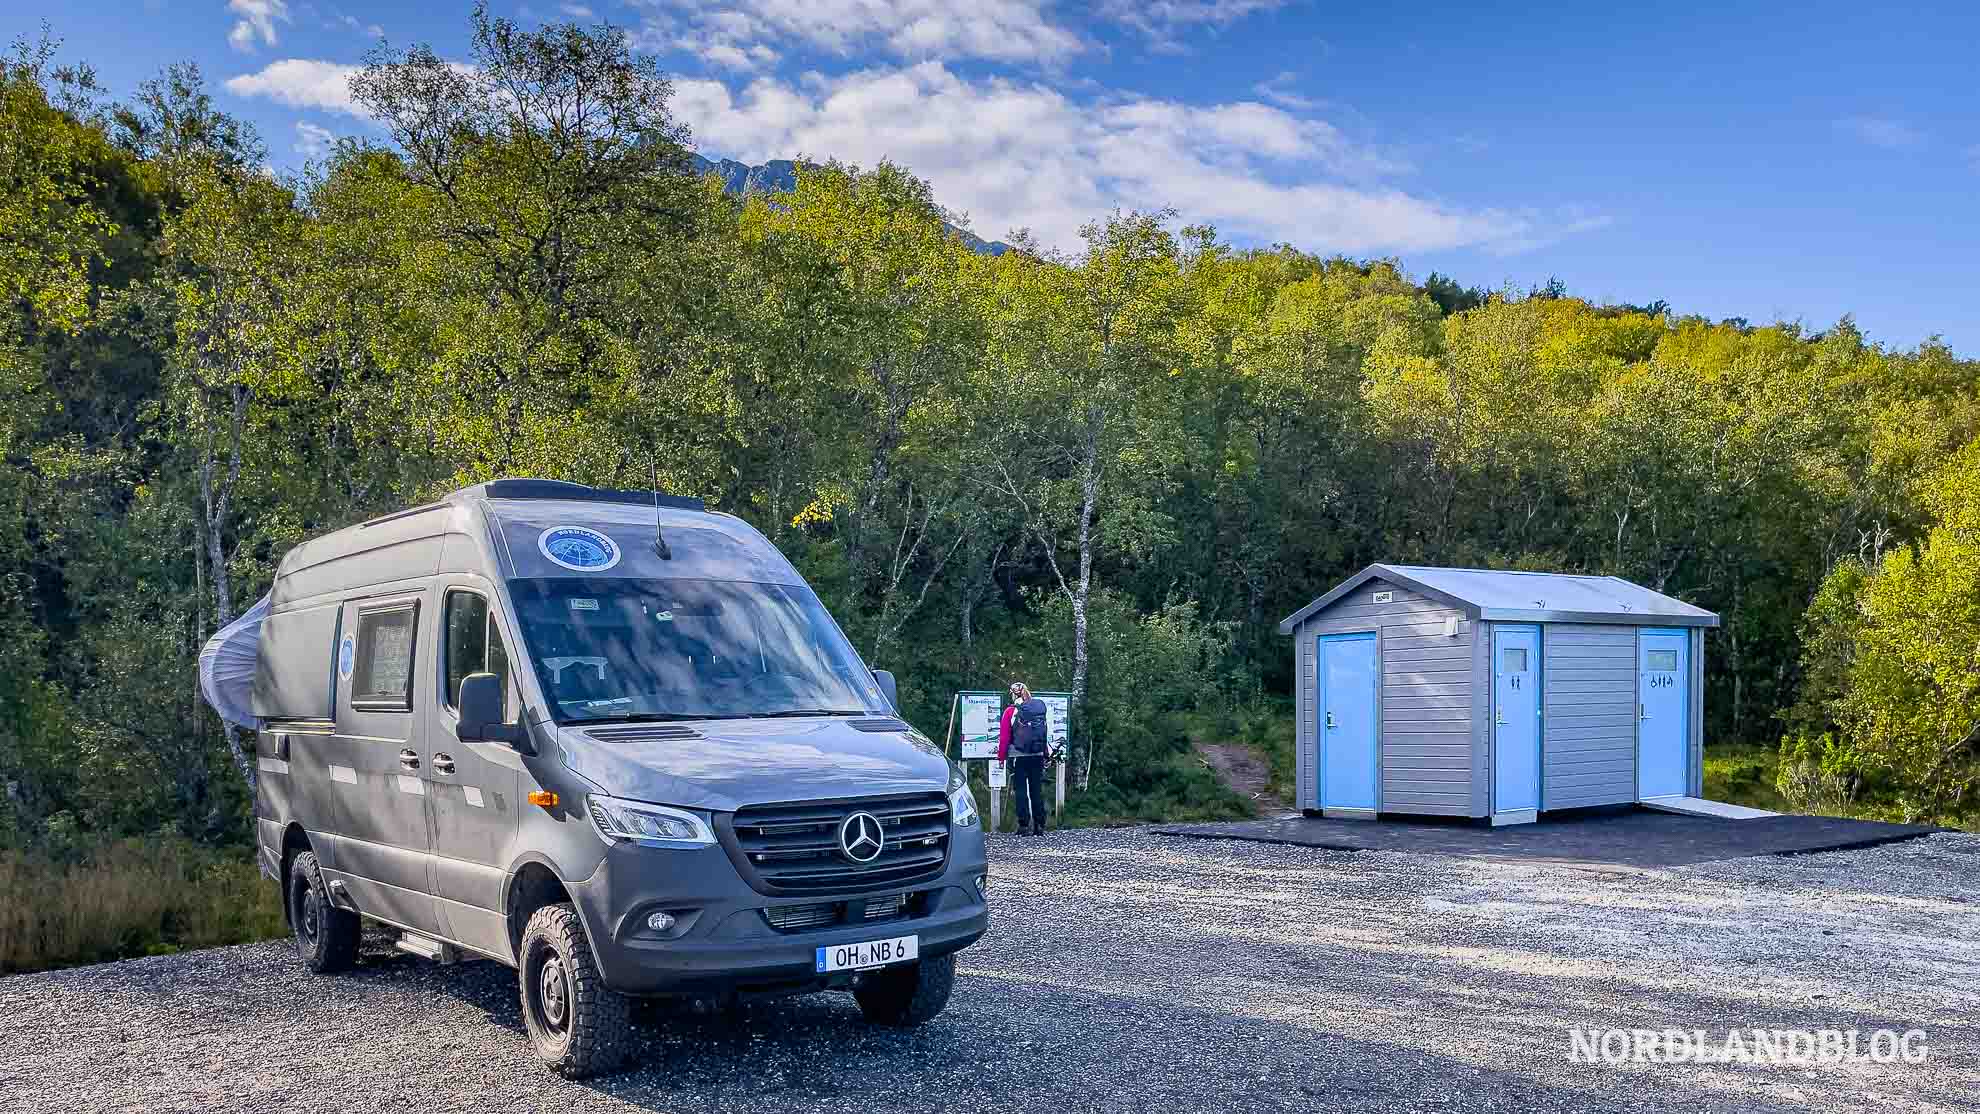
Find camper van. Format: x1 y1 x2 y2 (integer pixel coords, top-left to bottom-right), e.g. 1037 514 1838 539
228 480 988 1077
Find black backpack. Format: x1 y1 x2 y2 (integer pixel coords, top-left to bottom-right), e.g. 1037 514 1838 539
1012 698 1048 755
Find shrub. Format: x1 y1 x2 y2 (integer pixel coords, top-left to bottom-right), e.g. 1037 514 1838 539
0 837 285 974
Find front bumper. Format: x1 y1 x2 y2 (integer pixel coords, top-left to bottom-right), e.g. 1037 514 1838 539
567 825 989 996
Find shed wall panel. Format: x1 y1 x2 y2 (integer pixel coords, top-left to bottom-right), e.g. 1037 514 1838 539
1296 623 1315 810
1542 623 1638 807
1295 580 1478 816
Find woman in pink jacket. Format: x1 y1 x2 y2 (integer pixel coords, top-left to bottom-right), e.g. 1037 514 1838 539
995 681 1050 835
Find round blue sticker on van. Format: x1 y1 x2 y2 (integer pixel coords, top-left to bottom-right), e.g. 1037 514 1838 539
538 525 622 572
338 633 356 679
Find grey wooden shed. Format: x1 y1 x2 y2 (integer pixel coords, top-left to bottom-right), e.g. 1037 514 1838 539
1278 565 1719 825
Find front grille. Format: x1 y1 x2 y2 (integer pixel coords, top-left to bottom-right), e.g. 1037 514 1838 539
764 903 839 931
722 793 951 895
861 893 906 921
760 892 920 933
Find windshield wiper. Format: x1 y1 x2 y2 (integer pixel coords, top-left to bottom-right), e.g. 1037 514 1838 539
747 709 869 718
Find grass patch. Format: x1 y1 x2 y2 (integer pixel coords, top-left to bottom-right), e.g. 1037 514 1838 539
1703 742 1788 813
0 838 286 975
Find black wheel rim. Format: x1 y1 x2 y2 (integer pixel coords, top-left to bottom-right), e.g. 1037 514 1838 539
298 882 322 950
531 944 571 1037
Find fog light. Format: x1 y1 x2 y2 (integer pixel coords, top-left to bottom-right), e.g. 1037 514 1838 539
646 911 676 932
977 874 990 896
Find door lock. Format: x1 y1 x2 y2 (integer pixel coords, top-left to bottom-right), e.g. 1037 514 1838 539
1325 711 1336 729
399 748 420 771
431 753 456 776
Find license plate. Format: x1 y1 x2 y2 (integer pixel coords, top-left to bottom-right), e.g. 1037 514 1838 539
816 934 918 973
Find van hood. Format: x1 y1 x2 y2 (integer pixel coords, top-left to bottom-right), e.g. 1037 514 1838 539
554 716 951 812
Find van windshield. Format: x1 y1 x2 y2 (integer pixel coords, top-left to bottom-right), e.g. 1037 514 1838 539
507 578 888 723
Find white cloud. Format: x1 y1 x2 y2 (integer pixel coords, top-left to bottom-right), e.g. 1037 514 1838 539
225 59 365 115
561 2 596 17
329 11 385 37
639 0 1083 66
1102 0 1283 47
294 120 335 159
1835 115 1924 150
674 62 1579 255
227 0 291 53
1252 71 1318 112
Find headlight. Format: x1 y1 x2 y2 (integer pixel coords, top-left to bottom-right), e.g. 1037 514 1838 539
948 763 980 827
586 794 716 846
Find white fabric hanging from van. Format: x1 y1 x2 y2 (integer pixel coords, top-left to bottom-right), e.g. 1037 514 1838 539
199 593 270 730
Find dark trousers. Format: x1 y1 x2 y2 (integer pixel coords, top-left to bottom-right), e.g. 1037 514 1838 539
1011 755 1047 830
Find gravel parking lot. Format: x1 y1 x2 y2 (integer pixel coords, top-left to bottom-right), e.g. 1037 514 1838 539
2 827 1976 1114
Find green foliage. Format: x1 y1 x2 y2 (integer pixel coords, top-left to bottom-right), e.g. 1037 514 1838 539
3 11 1980 884
1787 440 1980 821
0 837 285 974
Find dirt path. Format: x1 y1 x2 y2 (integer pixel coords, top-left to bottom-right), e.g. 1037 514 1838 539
1194 740 1297 817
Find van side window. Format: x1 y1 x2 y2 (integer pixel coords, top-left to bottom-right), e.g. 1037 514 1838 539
444 589 514 720
352 604 418 711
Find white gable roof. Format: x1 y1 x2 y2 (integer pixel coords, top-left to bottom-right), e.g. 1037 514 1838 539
1279 564 1720 633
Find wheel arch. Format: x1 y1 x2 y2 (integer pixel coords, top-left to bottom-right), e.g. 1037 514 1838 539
278 823 313 926
504 853 578 964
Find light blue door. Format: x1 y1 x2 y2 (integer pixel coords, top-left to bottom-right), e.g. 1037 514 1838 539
1492 625 1541 813
1638 630 1689 797
1317 633 1378 810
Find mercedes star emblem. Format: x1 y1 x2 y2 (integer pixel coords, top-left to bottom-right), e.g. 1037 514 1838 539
838 811 885 864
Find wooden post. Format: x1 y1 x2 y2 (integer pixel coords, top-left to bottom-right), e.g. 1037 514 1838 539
988 774 1002 833
1054 760 1066 819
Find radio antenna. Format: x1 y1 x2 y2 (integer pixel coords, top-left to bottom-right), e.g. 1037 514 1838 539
649 454 673 560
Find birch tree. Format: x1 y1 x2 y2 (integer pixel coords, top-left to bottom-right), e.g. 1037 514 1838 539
155 151 296 797
984 212 1181 788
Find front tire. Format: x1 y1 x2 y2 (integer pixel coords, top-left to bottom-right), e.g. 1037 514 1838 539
853 952 955 1026
518 902 632 1078
287 851 358 974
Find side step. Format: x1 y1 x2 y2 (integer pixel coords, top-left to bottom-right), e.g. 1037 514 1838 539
1641 795 1777 820
394 933 463 964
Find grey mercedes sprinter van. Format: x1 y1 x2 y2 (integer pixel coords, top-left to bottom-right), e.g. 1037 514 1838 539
246 479 988 1077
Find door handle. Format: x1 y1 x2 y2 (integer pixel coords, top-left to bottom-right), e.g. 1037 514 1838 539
399 748 420 771
1639 703 1648 721
1495 713 1507 725
431 753 456 776
1325 712 1336 729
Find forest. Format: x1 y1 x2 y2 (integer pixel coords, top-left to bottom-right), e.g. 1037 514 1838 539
4 4 1980 930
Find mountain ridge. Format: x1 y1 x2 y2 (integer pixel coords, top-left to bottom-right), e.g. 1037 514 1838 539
688 154 1012 256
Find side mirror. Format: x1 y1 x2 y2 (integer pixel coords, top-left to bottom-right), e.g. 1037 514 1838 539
458 672 529 751
871 669 899 713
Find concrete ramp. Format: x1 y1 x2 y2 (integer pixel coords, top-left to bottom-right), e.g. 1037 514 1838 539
1640 795 1777 820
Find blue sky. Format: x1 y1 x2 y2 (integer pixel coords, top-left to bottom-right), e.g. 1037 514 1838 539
35 1 1980 354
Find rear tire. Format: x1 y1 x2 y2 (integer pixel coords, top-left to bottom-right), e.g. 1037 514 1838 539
287 851 358 974
853 952 955 1026
518 902 633 1078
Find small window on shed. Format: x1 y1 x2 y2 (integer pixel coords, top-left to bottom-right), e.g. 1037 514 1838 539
1647 649 1678 671
352 604 417 711
1501 647 1528 673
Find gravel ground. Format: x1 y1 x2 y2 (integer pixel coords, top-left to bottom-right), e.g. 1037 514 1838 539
2 828 1976 1114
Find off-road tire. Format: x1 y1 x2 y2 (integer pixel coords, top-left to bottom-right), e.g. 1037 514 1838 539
518 902 633 1078
287 851 359 974
853 951 955 1026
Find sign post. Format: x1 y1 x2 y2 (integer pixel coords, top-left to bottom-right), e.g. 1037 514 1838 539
954 690 1005 832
